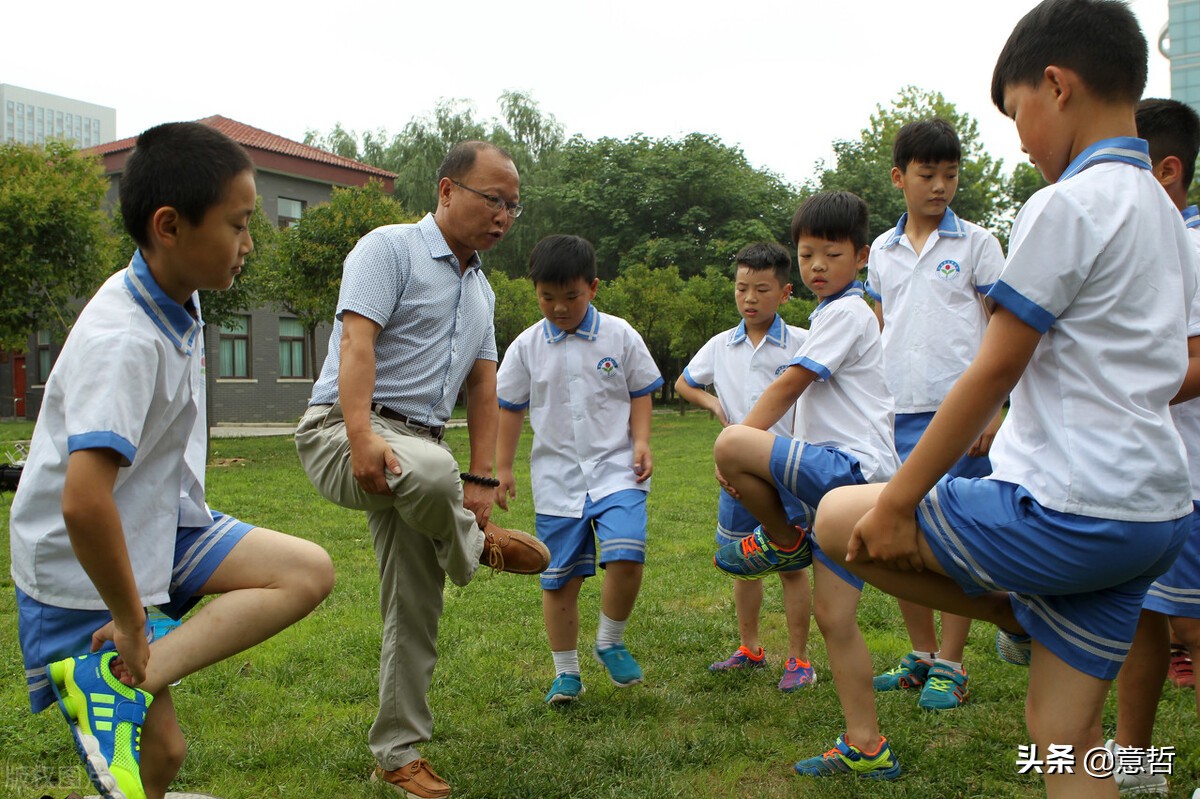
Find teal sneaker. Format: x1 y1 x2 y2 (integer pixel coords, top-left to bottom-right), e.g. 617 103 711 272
778 658 816 692
917 663 969 710
709 645 767 672
545 672 583 704
48 651 152 799
593 643 643 687
995 629 1032 666
714 527 811 580
873 652 932 691
794 734 901 780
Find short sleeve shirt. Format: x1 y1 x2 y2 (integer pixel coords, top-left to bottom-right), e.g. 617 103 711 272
10 251 212 609
1170 209 1200 498
789 282 899 483
987 138 1194 521
866 208 1005 413
496 306 664 517
681 314 808 437
309 213 498 427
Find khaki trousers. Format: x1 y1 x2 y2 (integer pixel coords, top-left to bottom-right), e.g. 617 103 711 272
296 402 484 769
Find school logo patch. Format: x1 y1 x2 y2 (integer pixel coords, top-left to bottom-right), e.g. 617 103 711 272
935 259 961 280
597 356 620 377
775 364 789 377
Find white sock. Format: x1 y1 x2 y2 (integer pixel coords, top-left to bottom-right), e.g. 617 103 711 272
910 649 937 663
552 649 580 676
596 612 628 649
934 657 963 672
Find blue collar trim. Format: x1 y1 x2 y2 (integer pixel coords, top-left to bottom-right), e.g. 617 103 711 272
1184 205 1200 230
810 281 865 321
123 250 201 355
883 208 964 249
728 313 788 347
1059 137 1151 183
543 304 600 343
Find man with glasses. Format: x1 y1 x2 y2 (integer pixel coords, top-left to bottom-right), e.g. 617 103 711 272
296 140 546 799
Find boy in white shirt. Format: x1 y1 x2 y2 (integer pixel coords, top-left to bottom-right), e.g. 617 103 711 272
495 234 662 704
866 118 1006 711
676 242 815 691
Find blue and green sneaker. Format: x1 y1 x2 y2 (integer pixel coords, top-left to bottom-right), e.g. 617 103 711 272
873 652 932 691
48 651 152 799
713 527 811 580
794 734 901 780
917 663 969 710
593 643 643 687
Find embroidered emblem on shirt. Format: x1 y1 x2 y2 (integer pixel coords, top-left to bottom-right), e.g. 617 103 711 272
775 364 789 377
935 259 961 280
597 357 620 377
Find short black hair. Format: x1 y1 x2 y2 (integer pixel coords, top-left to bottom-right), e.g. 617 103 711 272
790 191 870 251
991 0 1147 112
893 119 962 171
733 241 792 287
528 234 597 285
436 140 516 183
1137 98 1200 186
120 122 254 249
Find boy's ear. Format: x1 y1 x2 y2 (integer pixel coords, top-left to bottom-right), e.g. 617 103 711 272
890 166 905 190
855 245 870 269
1154 155 1185 190
1044 65 1074 108
148 206 181 250
587 277 600 297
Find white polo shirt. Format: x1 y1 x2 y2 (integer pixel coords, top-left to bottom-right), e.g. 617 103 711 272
988 138 1194 522
497 305 663 518
1170 208 1200 499
789 282 899 483
10 251 212 610
866 208 1005 413
681 314 808 437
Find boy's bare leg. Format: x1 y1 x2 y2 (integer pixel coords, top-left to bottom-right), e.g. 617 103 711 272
544 577 584 651
135 527 334 695
811 561 877 748
1115 609 1169 748
779 569 812 662
714 426 801 548
734 580 765 653
602 561 644 622
938 612 972 664
139 686 185 799
896 599 939 654
1028 640 1117 799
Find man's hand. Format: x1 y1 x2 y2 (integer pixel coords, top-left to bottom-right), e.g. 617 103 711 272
350 430 402 495
91 616 150 687
633 443 654 483
463 480 493 528
846 501 924 572
495 469 517 511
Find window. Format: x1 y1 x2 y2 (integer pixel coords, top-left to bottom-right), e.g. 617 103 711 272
277 197 305 228
218 315 251 378
278 318 307 378
35 329 54 383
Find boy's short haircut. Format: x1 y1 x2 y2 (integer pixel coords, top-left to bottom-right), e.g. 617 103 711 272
733 241 792 286
790 191 871 251
893 119 962 171
528 234 597 285
990 0 1147 112
1137 98 1200 186
120 122 254 249
437 140 516 183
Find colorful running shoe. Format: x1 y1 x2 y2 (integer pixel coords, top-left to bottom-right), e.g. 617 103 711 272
713 527 811 580
593 643 643 687
708 645 767 672
873 652 931 691
995 629 1032 666
778 658 816 692
793 734 901 780
48 651 152 799
917 663 968 710
1169 645 1194 689
544 672 584 704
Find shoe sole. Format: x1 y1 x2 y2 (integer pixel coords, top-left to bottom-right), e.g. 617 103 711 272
48 658 126 799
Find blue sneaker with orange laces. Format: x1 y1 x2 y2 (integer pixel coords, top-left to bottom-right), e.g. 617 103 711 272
778 657 816 692
794 734 901 780
709 645 767 672
48 651 152 799
714 527 811 580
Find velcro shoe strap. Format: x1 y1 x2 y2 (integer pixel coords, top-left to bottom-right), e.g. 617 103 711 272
114 697 148 725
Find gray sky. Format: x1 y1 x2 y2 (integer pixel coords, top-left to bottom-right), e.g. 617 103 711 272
3 0 1172 185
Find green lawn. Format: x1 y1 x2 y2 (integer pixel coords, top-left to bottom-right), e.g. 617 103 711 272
2 415 1199 798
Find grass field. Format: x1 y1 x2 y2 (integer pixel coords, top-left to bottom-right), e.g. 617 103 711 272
2 414 1199 798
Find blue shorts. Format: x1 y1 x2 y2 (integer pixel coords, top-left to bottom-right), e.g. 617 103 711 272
917 477 1189 679
17 511 253 712
717 490 758 546
1144 502 1200 619
769 437 865 590
536 490 647 590
895 412 992 479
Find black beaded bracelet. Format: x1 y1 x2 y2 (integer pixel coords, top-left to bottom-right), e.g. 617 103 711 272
461 472 501 488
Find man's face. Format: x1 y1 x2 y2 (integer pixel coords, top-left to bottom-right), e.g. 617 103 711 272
437 149 520 260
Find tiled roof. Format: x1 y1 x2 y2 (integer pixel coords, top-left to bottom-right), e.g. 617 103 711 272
84 115 396 179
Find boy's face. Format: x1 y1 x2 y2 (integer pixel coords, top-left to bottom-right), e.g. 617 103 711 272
891 160 959 221
734 266 791 328
796 235 868 301
536 277 599 333
171 169 257 295
1003 75 1073 183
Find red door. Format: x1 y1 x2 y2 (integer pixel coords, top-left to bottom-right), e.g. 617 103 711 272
13 354 26 417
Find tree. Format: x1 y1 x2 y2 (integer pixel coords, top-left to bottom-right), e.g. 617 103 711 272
0 141 117 349
671 266 740 362
487 270 542 359
595 264 687 399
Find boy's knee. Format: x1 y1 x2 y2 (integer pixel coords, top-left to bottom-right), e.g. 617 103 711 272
713 425 756 470
302 544 336 605
1171 617 1200 651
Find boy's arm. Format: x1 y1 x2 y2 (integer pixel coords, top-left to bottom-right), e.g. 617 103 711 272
463 358 499 529
1173 335 1200 405
848 306 1040 569
494 407 525 510
62 448 150 686
630 393 653 482
871 298 884 332
741 365 816 430
674 375 728 425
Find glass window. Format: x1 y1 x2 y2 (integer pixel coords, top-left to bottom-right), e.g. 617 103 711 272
277 197 305 228
218 315 251 378
278 317 307 378
36 329 54 384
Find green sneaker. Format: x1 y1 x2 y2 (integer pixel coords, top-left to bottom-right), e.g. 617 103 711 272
873 652 932 691
794 734 901 780
713 526 811 580
917 663 969 710
48 651 152 799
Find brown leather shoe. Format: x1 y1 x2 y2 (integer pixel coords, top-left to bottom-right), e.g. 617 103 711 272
371 759 451 798
480 520 550 574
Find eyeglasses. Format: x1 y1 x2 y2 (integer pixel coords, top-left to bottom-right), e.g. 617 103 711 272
451 179 523 218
